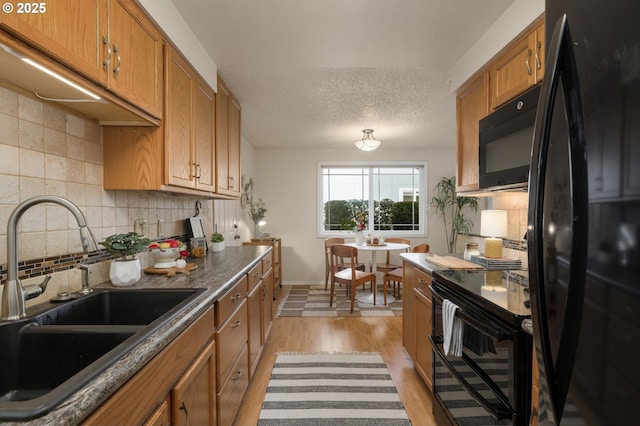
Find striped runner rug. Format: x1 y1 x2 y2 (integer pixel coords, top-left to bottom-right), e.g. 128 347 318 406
276 285 403 317
257 352 411 425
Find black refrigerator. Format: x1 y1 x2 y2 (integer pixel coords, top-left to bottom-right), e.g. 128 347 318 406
528 1 640 425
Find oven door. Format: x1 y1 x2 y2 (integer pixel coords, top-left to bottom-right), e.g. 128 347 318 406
430 284 518 425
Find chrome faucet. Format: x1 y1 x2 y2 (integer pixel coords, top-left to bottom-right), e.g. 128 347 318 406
1 195 99 320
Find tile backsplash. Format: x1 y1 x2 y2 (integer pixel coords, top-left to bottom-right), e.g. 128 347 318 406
0 86 212 304
458 192 529 265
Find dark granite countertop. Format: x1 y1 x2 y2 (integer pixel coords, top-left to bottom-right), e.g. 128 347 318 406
8 245 270 426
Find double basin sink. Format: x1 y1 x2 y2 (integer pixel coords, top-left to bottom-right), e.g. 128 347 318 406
0 287 207 421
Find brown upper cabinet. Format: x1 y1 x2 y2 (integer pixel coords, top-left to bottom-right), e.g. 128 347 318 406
216 77 242 197
490 20 545 110
456 17 544 194
0 0 163 119
165 44 216 192
456 71 490 193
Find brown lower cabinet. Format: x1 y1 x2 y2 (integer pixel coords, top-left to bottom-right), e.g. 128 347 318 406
84 306 216 425
85 257 271 426
402 261 433 390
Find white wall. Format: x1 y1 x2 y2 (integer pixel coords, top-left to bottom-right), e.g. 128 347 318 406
450 0 545 91
213 137 258 245
247 146 467 284
137 0 218 90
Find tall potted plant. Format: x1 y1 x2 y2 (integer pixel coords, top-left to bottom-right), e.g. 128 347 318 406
430 176 479 253
100 232 150 286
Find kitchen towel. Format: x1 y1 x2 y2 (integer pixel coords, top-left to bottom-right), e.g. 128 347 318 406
443 299 463 357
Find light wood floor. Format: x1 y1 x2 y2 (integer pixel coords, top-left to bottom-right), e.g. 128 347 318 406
234 286 437 426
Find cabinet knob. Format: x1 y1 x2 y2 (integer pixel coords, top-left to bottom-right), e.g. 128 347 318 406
179 401 189 423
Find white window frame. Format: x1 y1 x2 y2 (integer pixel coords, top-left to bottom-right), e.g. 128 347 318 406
317 161 428 237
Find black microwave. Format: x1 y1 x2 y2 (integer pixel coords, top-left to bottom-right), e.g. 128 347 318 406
478 84 541 191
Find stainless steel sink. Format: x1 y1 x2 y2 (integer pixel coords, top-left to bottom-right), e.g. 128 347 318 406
0 287 207 421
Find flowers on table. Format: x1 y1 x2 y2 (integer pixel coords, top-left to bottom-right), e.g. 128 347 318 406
248 198 267 223
354 212 366 231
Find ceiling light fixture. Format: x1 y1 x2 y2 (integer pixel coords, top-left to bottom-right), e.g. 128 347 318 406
354 129 382 151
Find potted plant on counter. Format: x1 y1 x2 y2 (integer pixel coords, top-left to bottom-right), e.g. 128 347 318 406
100 232 150 286
210 232 225 252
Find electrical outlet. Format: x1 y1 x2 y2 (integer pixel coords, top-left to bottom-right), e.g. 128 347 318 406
158 219 165 238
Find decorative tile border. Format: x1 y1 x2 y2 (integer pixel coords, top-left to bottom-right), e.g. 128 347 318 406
0 250 112 286
0 235 191 286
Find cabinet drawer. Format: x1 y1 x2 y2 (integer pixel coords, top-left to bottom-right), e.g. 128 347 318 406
415 270 432 296
247 262 262 292
217 343 249 426
215 300 248 390
215 276 248 327
262 256 273 273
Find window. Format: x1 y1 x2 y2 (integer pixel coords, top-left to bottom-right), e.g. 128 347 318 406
318 162 426 236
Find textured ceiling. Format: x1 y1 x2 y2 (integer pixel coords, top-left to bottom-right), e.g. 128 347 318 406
171 0 515 150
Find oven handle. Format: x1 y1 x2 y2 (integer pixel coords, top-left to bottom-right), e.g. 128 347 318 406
430 335 514 421
431 286 513 341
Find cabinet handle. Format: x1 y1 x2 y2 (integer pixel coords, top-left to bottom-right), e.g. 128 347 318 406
228 176 235 188
417 278 429 285
231 292 242 301
231 320 241 328
179 401 188 423
232 370 242 381
525 48 532 75
196 164 202 179
113 43 121 79
102 36 111 71
536 41 542 70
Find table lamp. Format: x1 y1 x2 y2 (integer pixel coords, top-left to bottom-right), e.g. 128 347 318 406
480 210 507 259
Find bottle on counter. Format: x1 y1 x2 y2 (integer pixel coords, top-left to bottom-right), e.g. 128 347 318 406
464 242 480 260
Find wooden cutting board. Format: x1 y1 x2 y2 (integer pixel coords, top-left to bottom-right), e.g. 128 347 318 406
425 254 484 269
144 263 198 277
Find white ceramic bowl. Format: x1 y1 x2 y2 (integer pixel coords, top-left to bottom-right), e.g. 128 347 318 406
149 247 181 268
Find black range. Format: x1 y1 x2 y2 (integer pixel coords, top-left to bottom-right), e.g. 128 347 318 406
430 269 533 426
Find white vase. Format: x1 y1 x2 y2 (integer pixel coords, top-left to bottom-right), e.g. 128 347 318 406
211 241 225 252
253 222 263 239
355 231 364 245
110 259 141 287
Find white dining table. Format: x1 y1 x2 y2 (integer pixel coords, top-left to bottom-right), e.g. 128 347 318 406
344 241 410 305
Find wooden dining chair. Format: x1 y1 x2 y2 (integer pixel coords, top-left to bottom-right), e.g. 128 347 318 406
324 237 365 290
330 244 377 313
375 237 411 273
383 243 430 300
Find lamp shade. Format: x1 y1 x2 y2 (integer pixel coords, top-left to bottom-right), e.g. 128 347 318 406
480 210 508 237
354 129 382 151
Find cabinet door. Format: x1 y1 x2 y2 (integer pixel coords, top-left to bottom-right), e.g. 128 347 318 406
490 31 537 110
194 79 216 192
171 340 216 426
262 267 274 340
107 0 163 118
535 23 545 84
216 77 231 194
228 94 242 195
247 281 263 378
165 46 195 189
456 71 489 192
0 0 107 84
414 287 433 390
